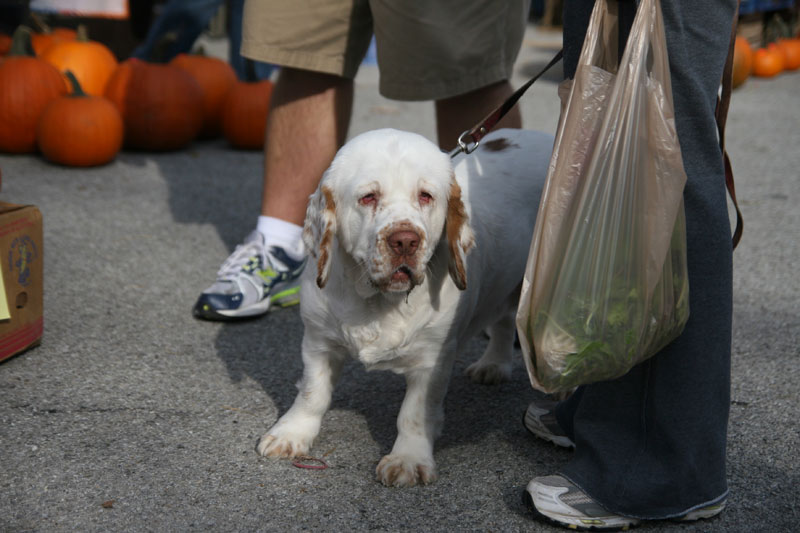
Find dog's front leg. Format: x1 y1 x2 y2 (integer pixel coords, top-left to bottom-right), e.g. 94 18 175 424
376 359 452 487
257 335 345 458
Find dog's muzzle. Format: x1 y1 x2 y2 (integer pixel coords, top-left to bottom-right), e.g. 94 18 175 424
373 225 426 292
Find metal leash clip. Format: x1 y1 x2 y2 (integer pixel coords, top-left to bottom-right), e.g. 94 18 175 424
450 128 484 159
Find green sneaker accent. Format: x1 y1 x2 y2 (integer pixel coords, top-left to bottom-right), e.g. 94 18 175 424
258 268 279 283
270 286 301 307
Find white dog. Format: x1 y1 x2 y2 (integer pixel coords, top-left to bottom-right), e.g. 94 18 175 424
257 128 552 486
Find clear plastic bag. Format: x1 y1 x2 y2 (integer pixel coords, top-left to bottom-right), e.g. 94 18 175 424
517 0 690 393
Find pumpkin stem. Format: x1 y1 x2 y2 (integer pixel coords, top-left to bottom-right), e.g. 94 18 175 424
29 12 50 33
76 24 90 42
65 70 88 98
9 26 36 57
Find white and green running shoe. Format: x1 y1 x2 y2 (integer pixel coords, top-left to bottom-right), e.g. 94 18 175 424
193 231 306 321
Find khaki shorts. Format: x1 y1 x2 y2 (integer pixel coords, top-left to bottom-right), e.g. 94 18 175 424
241 0 531 101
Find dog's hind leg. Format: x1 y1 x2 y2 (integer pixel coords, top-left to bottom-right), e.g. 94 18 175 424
464 310 515 385
257 338 346 458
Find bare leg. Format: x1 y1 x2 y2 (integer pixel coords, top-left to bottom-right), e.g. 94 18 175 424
435 80 522 151
261 68 354 226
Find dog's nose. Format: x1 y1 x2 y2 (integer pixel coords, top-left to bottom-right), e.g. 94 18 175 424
387 230 420 256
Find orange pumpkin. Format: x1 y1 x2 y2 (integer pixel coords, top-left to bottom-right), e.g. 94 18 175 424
40 25 117 96
752 46 784 78
31 26 77 56
0 26 68 153
775 38 800 71
221 79 273 150
37 71 123 167
104 58 204 151
170 53 237 138
732 36 753 88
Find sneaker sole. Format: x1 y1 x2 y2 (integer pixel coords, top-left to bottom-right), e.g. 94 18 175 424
673 501 726 522
193 306 266 322
193 291 299 322
269 287 301 308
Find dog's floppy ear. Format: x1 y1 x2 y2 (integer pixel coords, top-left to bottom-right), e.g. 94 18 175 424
303 184 337 288
445 177 475 290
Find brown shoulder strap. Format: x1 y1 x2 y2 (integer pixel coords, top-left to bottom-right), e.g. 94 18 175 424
716 4 744 249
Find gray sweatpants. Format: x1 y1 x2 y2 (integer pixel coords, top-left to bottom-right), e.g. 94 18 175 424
555 0 737 519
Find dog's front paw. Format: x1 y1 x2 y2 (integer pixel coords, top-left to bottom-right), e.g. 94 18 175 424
376 454 437 487
257 430 312 458
465 359 512 385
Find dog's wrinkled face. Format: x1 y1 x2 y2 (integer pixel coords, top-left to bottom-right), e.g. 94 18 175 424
344 171 443 293
304 129 474 296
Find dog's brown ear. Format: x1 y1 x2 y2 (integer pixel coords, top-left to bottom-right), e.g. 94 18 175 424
445 178 475 290
303 185 336 288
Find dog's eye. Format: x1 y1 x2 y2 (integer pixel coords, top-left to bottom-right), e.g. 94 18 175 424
359 193 378 206
419 191 433 205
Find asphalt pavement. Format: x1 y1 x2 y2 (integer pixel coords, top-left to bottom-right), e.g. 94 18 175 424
1 24 798 532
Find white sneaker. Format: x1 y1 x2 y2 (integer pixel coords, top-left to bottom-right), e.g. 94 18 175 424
525 475 640 531
193 231 306 320
524 475 727 530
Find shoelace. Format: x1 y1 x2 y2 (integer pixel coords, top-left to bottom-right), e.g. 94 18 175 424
216 240 267 280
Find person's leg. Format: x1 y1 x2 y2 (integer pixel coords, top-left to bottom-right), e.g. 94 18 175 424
434 81 521 151
193 0 371 321
192 69 352 321
260 68 353 226
526 0 736 524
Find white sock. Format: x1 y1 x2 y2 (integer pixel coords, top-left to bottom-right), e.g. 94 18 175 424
256 216 305 261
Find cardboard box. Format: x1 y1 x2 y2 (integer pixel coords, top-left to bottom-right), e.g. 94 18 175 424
0 203 43 363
